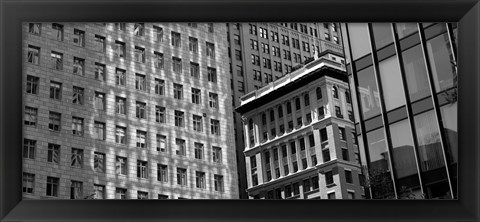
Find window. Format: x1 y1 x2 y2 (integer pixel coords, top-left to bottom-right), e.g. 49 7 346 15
303 94 310 106
137 191 148 199
191 88 201 104
318 106 325 118
48 112 61 131
116 188 127 199
328 192 336 199
341 147 350 161
325 171 334 185
188 62 200 79
177 168 187 186
115 97 126 115
134 46 145 63
322 148 330 162
175 139 186 156
23 139 36 159
261 43 270 54
136 101 146 119
115 68 126 86
250 40 258 50
232 34 241 45
135 74 146 91
93 184 105 199
73 29 85 47
297 117 303 127
70 181 83 199
114 40 126 58
207 67 217 83
27 45 40 64
29 23 41 35
271 31 279 42
136 130 147 148
115 126 126 144
251 54 260 65
194 143 204 159
137 160 148 179
259 27 268 39
93 121 106 140
158 194 168 199
94 35 106 52
157 135 166 152
208 92 218 109
286 102 292 114
193 115 203 132
292 38 300 49
115 23 126 31
214 174 224 192
325 33 331 41
72 86 84 105
339 127 346 140
47 143 60 164
235 50 242 60
348 111 354 122
173 83 183 100
71 148 83 168
94 63 105 81
320 128 328 142
24 107 37 127
134 23 144 36
71 117 84 136
196 171 206 189
154 79 165 95
302 41 310 52
94 152 106 173
23 173 35 194
303 179 311 193
211 119 220 136
52 23 63 41
249 24 257 35
51 51 63 70
263 58 271 69
155 106 166 123
171 31 181 47
158 164 168 182
94 92 105 111
306 113 312 124
46 177 59 197
172 57 182 73
277 106 283 118
345 170 353 183
116 156 127 175
213 146 222 163
174 110 184 127
153 52 164 69
153 26 163 42
295 97 301 110
335 106 342 118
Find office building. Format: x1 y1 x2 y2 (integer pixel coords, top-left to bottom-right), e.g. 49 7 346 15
227 22 344 198
22 22 239 199
341 23 458 199
236 51 364 199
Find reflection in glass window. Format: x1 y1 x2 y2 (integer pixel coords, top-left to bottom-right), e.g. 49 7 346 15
356 66 381 120
366 128 395 199
379 55 406 110
426 33 456 93
395 23 418 39
440 103 457 198
402 45 431 102
389 120 421 198
347 23 371 60
371 23 393 49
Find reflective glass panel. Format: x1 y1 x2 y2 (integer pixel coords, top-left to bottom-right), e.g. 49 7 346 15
371 23 393 49
402 45 431 102
356 66 381 120
396 23 418 39
440 102 457 198
366 128 395 199
426 33 456 92
348 23 371 60
379 55 406 111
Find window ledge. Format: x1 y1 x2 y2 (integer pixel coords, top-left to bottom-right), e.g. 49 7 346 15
326 183 336 188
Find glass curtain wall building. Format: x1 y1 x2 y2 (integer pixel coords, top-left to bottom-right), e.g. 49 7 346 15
341 23 457 199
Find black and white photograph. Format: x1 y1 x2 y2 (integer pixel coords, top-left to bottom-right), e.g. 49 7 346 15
22 22 457 200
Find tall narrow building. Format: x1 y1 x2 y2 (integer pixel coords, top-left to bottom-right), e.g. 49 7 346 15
226 22 344 198
22 22 239 199
341 23 458 199
236 51 364 199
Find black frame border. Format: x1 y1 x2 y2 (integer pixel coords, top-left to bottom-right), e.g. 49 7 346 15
1 0 479 221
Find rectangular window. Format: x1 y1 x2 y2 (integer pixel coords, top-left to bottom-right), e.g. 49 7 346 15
155 106 166 123
194 143 204 159
93 121 106 140
196 171 206 189
207 67 217 83
135 74 146 91
93 184 105 199
27 45 40 64
71 117 84 136
94 63 106 81
175 139 186 156
26 75 39 95
335 106 342 118
136 101 146 119
73 29 85 47
116 156 127 175
193 115 203 132
23 139 36 159
94 35 106 52
249 24 257 35
177 168 187 186
136 130 147 148
158 164 168 182
47 143 60 164
206 42 215 58
94 92 105 111
171 31 181 47
172 57 182 73
238 81 245 92
29 23 41 35
173 83 183 100
46 177 59 197
24 106 37 127
115 68 126 86
137 191 148 199
115 96 126 115
211 119 220 136
52 23 63 41
207 23 214 32
158 194 168 199
320 128 328 142
235 50 242 60
213 146 222 163
115 23 126 31
339 127 346 141
134 46 145 63
69 180 83 199
71 148 83 168
114 40 126 58
155 79 165 95
325 171 334 185
137 160 148 179
72 86 84 105
48 112 61 131
345 170 353 183
94 152 106 173
189 37 198 53
115 126 126 144
322 149 330 162
51 51 63 70
116 188 127 199
214 174 224 192
251 54 260 65
157 135 166 152
23 173 35 194
134 23 144 36
342 148 349 161
154 52 164 69
236 65 243 77
191 88 201 104
153 26 163 42
190 62 200 78
174 110 184 127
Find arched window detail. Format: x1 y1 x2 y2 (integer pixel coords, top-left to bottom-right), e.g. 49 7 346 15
304 94 310 106
295 98 301 110
333 86 338 99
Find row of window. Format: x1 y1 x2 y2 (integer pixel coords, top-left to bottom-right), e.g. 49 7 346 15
23 172 224 198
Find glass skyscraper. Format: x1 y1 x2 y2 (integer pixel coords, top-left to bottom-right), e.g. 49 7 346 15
341 23 457 199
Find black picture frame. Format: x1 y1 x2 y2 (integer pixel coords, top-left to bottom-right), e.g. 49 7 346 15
1 0 478 221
